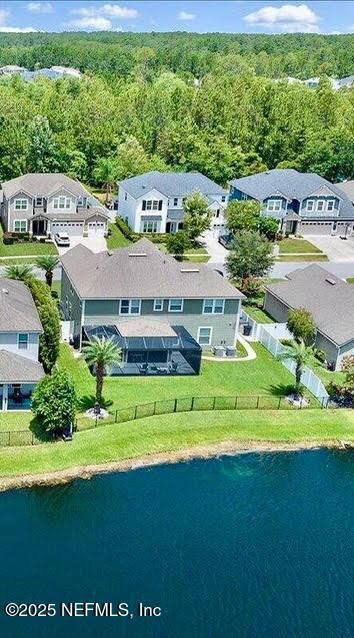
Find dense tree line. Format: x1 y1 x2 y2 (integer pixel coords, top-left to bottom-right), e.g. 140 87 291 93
1 32 354 79
0 33 354 186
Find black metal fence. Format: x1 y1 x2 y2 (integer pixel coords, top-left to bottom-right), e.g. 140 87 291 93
0 430 39 447
77 394 334 431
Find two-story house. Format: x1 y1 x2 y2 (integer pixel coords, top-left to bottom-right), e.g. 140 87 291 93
0 173 109 239
229 169 354 236
0 278 44 410
116 171 228 234
61 239 244 376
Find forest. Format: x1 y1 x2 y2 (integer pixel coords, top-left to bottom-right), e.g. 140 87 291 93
0 32 354 188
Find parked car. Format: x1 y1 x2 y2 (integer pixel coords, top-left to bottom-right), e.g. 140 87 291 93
54 232 70 247
218 234 233 249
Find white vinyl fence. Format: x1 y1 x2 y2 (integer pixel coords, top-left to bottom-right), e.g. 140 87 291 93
258 325 329 400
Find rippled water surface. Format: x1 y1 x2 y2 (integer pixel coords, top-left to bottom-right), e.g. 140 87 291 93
0 450 353 638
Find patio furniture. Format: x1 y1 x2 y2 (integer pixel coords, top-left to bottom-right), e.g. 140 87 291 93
138 363 148 374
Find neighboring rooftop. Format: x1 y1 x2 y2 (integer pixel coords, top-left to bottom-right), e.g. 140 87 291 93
265 264 354 346
230 169 354 217
336 180 354 202
61 239 244 300
119 171 226 199
0 278 42 333
1 173 92 200
0 350 44 383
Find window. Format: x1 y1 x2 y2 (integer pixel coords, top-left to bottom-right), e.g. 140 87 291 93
327 200 335 212
142 220 159 233
197 327 212 346
215 209 220 219
53 196 71 209
14 198 28 211
306 200 315 212
14 220 27 233
173 198 178 207
119 299 141 315
221 195 226 202
142 200 163 212
124 192 127 201
153 299 163 311
35 197 43 206
316 200 325 212
168 298 183 312
267 199 282 212
18 333 28 350
203 298 225 314
77 197 84 206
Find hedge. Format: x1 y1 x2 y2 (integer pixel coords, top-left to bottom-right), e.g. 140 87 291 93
28 279 60 373
114 216 170 244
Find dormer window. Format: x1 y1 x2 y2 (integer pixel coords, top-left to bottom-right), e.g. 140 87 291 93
77 197 84 207
327 200 335 212
35 197 43 207
316 200 325 212
267 199 282 212
306 200 315 212
173 198 178 206
221 195 226 202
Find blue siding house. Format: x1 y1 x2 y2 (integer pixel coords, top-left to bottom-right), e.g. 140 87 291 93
229 169 354 236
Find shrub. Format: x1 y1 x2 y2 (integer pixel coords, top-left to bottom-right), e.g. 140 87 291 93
28 279 60 373
166 231 189 258
32 369 77 435
287 307 316 345
314 349 326 364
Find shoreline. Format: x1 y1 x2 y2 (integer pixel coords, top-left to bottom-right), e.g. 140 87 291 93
0 438 348 493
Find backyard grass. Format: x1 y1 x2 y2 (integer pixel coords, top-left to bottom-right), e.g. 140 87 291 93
107 223 131 249
308 355 346 386
278 238 322 254
347 277 354 283
0 408 353 479
0 226 58 257
277 254 328 262
57 342 305 415
243 304 274 324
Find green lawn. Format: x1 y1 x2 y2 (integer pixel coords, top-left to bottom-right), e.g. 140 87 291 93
58 342 306 415
243 304 274 324
277 254 328 262
107 223 131 249
278 238 322 254
0 226 58 257
0 408 353 479
347 277 354 284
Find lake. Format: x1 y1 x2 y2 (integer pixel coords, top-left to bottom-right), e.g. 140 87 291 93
0 450 353 637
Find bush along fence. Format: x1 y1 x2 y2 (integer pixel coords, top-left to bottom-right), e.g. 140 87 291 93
241 310 329 401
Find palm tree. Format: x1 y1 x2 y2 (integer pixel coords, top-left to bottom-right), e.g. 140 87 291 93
93 157 117 204
36 255 59 288
4 263 34 282
81 336 122 406
277 339 313 397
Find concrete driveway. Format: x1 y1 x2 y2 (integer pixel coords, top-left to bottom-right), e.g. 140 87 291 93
200 229 228 264
306 235 354 262
57 234 107 256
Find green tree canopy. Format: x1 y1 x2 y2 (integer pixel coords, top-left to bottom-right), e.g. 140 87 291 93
226 230 274 288
225 199 261 234
287 307 316 345
32 368 76 435
183 191 212 242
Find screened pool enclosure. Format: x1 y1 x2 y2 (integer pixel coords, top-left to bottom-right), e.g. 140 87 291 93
83 322 202 376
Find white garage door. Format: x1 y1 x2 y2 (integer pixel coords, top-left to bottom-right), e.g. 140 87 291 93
88 222 105 237
301 221 333 235
51 222 84 237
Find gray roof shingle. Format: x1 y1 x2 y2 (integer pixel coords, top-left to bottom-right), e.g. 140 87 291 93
119 171 226 199
265 264 354 346
61 239 244 300
0 278 42 332
0 350 44 383
230 169 354 219
1 173 92 200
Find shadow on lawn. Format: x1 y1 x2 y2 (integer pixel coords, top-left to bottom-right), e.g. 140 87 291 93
29 418 53 442
268 383 297 397
78 395 114 411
